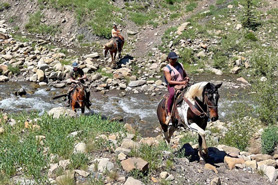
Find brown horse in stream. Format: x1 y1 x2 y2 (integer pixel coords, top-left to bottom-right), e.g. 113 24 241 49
70 83 91 114
157 82 222 158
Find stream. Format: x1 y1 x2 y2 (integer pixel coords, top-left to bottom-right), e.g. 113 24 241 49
0 74 250 137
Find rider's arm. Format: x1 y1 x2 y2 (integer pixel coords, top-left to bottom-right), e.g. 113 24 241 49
164 71 187 85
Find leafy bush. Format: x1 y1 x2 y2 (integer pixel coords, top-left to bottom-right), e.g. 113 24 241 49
261 126 278 154
179 48 196 64
245 31 258 41
70 153 89 169
222 117 257 151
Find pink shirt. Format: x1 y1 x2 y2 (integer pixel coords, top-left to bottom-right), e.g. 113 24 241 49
164 63 185 82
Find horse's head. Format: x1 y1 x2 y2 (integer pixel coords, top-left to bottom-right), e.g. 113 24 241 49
76 85 85 107
203 82 222 122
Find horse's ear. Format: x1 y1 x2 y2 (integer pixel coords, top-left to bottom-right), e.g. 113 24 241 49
215 82 222 89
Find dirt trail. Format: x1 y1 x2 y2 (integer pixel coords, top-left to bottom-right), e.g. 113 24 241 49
133 0 216 58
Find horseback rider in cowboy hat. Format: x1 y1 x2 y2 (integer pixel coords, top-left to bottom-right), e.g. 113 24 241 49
67 62 91 107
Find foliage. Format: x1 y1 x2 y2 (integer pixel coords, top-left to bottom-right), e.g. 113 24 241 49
0 2 10 11
179 48 196 64
242 0 261 31
25 11 58 35
69 153 89 169
222 117 257 151
261 126 278 154
0 112 124 182
8 64 20 75
77 34 84 42
244 31 258 41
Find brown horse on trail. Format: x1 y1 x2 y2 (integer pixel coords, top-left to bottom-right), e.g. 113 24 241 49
157 82 222 158
103 35 124 69
70 83 90 114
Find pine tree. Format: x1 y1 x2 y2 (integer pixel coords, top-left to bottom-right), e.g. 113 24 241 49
242 0 261 31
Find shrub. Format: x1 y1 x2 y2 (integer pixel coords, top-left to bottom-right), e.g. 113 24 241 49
0 2 10 11
8 64 20 75
222 117 257 151
245 31 258 41
261 126 278 154
179 48 196 64
242 0 261 31
69 153 89 169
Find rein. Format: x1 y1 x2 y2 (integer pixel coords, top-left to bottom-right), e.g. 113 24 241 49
183 97 208 118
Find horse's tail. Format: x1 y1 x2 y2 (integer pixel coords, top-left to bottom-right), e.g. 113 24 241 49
157 97 168 132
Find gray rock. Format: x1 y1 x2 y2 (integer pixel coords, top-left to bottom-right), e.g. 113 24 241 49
74 142 86 154
127 30 138 35
96 158 114 173
48 107 77 118
128 80 146 87
53 83 66 88
124 177 145 185
258 165 277 182
84 52 99 59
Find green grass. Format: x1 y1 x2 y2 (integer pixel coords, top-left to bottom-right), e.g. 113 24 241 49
0 2 10 11
7 64 20 75
25 11 58 35
0 112 125 182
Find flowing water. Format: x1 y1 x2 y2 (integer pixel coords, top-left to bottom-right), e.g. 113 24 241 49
0 74 250 137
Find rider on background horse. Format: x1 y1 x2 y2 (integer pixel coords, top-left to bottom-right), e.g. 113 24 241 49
67 62 91 107
164 51 190 125
112 24 123 57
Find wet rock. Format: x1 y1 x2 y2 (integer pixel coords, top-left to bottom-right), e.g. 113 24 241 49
128 80 146 87
0 75 9 82
53 83 66 88
121 157 148 172
124 177 145 185
48 107 77 118
74 142 86 154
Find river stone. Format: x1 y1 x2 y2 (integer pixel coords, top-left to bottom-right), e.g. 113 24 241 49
12 176 36 185
257 159 277 168
48 107 76 118
128 80 146 87
0 75 9 82
84 52 99 59
209 67 223 75
121 157 148 172
115 147 131 155
118 152 127 161
114 68 131 77
36 69 45 82
124 177 145 185
48 72 58 79
2 54 12 60
53 83 66 88
230 66 241 74
39 82 47 86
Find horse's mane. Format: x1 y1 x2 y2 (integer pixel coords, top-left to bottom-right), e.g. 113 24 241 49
184 82 208 101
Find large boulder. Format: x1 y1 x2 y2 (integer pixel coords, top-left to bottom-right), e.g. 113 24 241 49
48 107 77 119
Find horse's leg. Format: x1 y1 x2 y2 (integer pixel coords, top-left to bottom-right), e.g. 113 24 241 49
189 123 208 157
81 107 85 114
157 99 170 143
103 48 108 58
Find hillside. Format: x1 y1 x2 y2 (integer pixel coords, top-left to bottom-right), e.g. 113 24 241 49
0 0 278 185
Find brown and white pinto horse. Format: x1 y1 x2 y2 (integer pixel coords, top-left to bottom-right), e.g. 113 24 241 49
103 35 125 69
157 82 222 158
70 83 90 114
